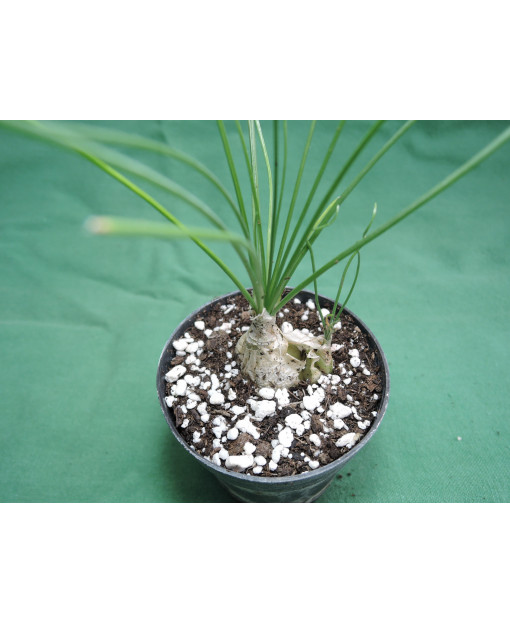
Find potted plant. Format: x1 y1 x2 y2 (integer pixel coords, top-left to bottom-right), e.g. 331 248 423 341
2 120 509 502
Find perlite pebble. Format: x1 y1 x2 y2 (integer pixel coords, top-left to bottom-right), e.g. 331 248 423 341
235 417 260 439
285 413 303 429
309 460 320 469
258 387 275 400
184 374 200 387
227 428 239 441
212 426 225 439
209 392 225 405
231 405 246 416
275 388 290 407
171 379 187 396
302 394 321 411
172 339 188 351
330 402 352 419
278 427 294 448
309 433 321 447
336 432 361 448
251 399 276 420
194 320 205 330
225 455 254 471
272 445 283 463
244 442 257 455
165 365 186 382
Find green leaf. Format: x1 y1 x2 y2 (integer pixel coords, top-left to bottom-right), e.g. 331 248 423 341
86 216 254 248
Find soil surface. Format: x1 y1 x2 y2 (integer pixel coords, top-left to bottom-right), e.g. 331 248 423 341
164 292 384 477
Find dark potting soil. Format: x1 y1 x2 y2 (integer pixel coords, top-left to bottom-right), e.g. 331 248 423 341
164 292 384 477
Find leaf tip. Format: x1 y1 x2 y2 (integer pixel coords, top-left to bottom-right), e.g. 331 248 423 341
84 216 112 235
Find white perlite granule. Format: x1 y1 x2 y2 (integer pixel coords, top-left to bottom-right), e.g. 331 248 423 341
285 413 303 429
278 427 294 448
209 392 225 405
225 455 254 471
165 365 186 383
257 387 275 400
309 433 321 447
336 433 361 448
329 402 352 419
227 427 239 441
251 399 276 421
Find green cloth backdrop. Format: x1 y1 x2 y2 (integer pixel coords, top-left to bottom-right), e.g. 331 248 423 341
1 120 509 503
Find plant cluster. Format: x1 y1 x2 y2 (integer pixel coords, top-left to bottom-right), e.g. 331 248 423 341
2 120 509 387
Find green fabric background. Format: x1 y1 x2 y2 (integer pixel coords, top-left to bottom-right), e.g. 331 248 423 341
1 120 509 503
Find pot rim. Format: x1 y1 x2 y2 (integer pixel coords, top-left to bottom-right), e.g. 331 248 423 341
157 289 390 484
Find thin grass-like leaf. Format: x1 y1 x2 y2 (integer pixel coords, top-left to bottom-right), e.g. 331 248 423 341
269 121 415 311
330 203 376 321
318 120 385 210
86 216 254 247
32 120 246 231
255 121 274 283
273 121 279 227
330 251 361 324
267 121 316 301
0 121 259 309
81 154 257 309
248 121 266 283
234 121 267 287
362 203 378 238
272 121 345 289
306 241 326 329
8 121 231 234
274 124 510 313
271 121 288 256
216 121 250 237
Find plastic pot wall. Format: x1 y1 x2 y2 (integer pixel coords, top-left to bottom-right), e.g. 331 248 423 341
157 290 390 503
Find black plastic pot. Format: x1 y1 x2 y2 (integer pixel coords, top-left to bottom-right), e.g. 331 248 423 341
157 290 390 503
